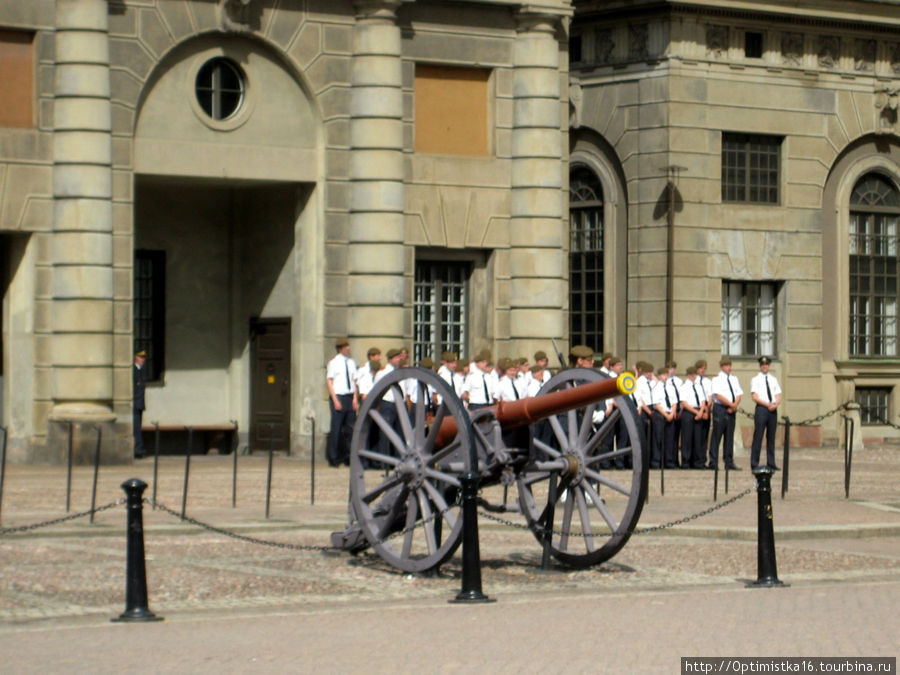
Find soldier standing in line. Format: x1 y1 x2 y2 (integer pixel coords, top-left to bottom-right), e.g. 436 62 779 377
373 348 404 459
695 359 713 468
133 349 147 459
326 337 358 467
569 344 595 368
656 367 678 468
462 350 495 410
750 356 782 470
708 357 743 471
665 360 683 463
679 365 706 469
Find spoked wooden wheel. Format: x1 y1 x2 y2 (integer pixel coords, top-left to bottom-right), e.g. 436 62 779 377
349 367 473 573
517 368 647 568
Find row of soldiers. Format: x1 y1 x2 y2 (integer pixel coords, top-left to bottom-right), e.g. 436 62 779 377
327 337 782 472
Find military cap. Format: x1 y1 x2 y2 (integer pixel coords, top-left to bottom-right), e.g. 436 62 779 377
534 350 548 361
641 362 654 373
686 365 698 375
135 349 148 358
570 345 594 359
497 357 514 371
457 358 470 369
474 349 491 363
531 364 544 373
601 352 613 362
608 357 622 367
758 356 772 365
517 357 528 366
719 357 732 366
419 357 435 369
657 367 667 376
386 348 402 359
665 360 677 369
335 337 350 348
441 351 458 362
367 346 381 358
695 359 707 369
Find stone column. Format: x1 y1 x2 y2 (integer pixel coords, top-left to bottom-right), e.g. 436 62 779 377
509 11 567 356
46 0 123 463
348 0 406 341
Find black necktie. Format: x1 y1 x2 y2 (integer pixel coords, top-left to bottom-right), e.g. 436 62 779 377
664 385 671 408
765 375 772 403
727 377 735 402
482 374 490 403
512 380 519 400
345 359 351 391
693 383 700 407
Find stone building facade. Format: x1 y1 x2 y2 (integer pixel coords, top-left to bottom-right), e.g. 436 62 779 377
0 0 897 462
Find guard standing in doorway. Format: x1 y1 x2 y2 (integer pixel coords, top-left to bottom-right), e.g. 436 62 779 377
133 350 147 459
750 356 782 470
326 337 358 466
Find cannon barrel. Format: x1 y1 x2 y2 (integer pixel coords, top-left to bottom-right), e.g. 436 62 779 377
434 371 636 447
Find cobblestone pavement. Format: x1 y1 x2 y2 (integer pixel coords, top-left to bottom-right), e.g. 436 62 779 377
0 445 897 671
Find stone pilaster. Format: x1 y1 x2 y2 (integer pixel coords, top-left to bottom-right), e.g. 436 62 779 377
509 11 567 355
45 0 127 463
348 0 406 340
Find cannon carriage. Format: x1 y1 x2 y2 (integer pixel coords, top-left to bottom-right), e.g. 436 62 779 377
331 366 648 573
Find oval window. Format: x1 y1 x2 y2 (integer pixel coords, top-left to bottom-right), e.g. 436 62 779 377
195 57 245 120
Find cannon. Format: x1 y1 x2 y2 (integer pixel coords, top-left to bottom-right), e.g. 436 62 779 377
331 366 647 573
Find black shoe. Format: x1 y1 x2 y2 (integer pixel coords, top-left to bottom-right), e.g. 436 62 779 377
768 464 780 470
705 464 716 470
725 464 741 471
134 453 145 459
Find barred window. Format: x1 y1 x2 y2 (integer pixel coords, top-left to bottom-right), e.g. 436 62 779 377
722 133 781 204
722 281 777 357
855 387 892 426
134 250 166 382
195 57 244 121
569 166 604 351
414 261 469 365
849 173 899 358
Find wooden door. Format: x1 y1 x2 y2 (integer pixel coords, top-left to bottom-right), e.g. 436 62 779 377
250 318 291 453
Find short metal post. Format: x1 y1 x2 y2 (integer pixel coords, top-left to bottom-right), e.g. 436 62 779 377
747 467 785 588
659 456 665 497
112 478 163 622
780 417 791 500
308 415 316 506
843 416 854 500
540 472 560 571
713 465 719 502
724 463 729 495
66 421 74 512
231 420 239 508
450 470 494 603
265 423 274 519
90 427 102 524
181 426 193 520
0 427 7 525
151 422 160 509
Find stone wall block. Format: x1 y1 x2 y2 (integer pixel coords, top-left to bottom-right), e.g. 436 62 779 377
347 305 404 337
53 333 112 365
508 276 565 307
54 63 110 98
51 232 112 266
54 98 111 131
511 128 562 158
509 308 563 339
509 247 563 278
52 367 112 401
507 217 564 247
52 266 114 299
513 97 560 127
350 180 404 213
51 299 113 333
53 165 112 199
510 189 562 218
56 0 107 30
137 7 174 59
354 21 401 56
350 118 403 149
56 31 108 65
352 54 403 87
513 68 559 99
54 199 112 232
511 158 562 188
514 34 559 68
348 274 405 304
350 149 404 181
350 86 403 118
349 211 404 242
54 130 111 165
346 243 405 274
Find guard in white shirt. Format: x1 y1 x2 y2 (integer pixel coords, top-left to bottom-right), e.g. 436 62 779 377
496 358 525 402
679 366 706 469
326 337 358 466
708 357 743 471
750 356 782 470
463 350 495 409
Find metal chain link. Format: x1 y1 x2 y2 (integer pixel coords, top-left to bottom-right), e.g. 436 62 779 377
477 485 754 539
0 499 124 535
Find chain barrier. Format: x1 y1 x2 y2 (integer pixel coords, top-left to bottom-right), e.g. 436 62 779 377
476 484 754 539
0 499 124 535
736 402 850 426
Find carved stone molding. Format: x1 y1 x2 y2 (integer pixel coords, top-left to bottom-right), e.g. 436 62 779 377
629 23 648 60
782 32 803 66
855 38 876 72
221 0 262 32
706 25 728 58
818 35 840 68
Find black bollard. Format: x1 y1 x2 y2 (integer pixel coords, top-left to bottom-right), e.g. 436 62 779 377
843 416 854 500
112 478 163 622
231 420 239 508
713 464 719 502
747 467 786 588
781 417 791 499
450 471 494 603
90 427 102 524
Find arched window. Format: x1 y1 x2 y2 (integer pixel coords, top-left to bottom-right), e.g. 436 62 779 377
569 166 604 351
849 173 899 357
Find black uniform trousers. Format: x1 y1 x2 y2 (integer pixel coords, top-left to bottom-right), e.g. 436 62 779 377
751 404 778 469
662 417 678 468
327 394 355 466
709 403 736 467
680 413 705 468
648 411 664 469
